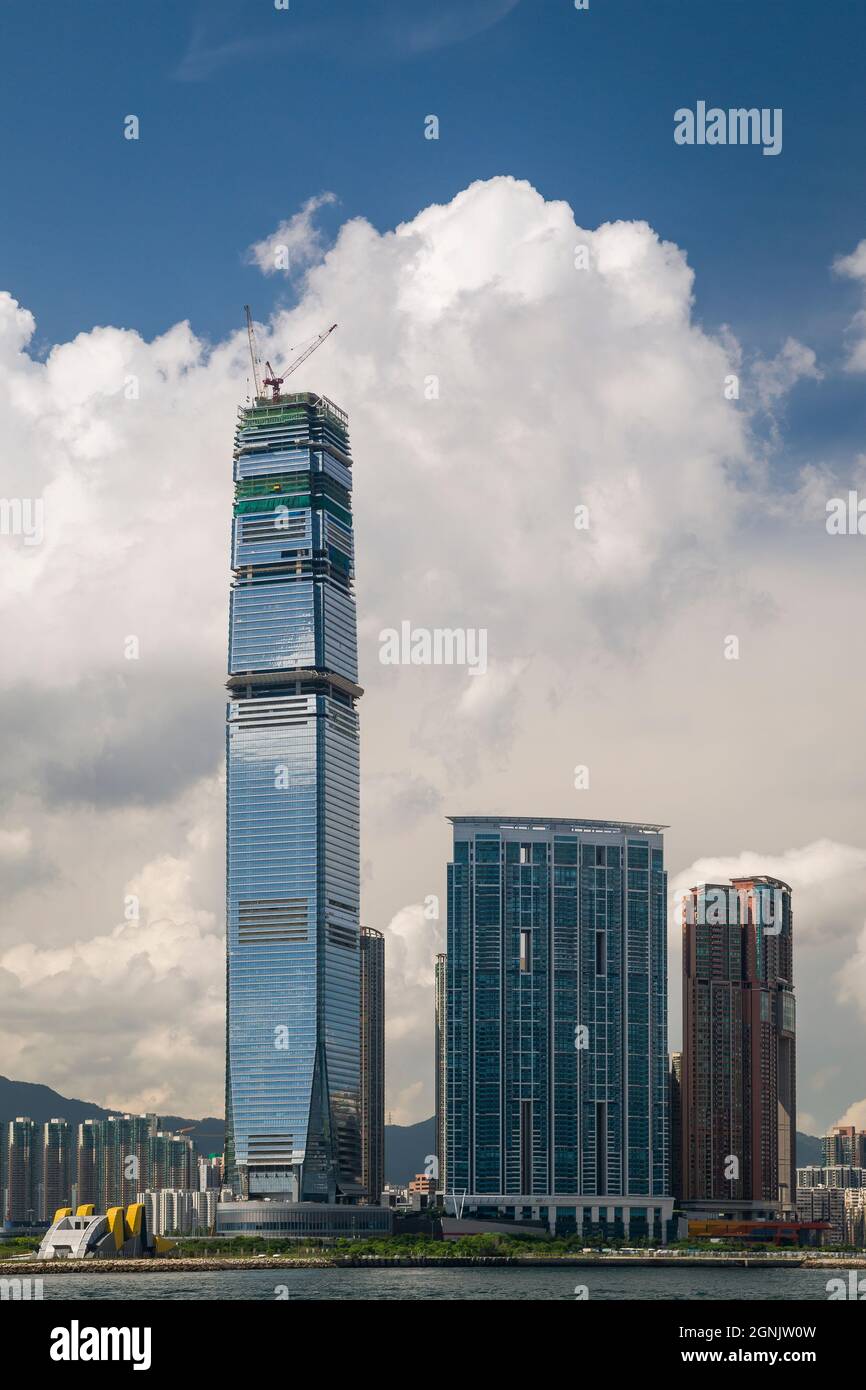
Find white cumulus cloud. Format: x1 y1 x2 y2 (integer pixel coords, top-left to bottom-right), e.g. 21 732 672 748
0 178 862 1128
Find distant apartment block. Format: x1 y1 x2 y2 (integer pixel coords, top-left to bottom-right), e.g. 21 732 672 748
796 1165 866 1248
41 1118 73 1221
148 1130 196 1195
796 1186 847 1245
844 1188 866 1247
76 1118 99 1209
797 1165 864 1190
139 1188 217 1237
1 1117 39 1224
823 1125 866 1168
198 1155 223 1191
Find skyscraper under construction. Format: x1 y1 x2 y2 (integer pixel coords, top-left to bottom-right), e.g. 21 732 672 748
224 381 363 1203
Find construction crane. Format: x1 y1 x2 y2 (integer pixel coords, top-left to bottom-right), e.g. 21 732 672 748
262 322 338 400
243 305 261 399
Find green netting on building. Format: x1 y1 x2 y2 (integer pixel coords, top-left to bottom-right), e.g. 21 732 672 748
235 473 311 499
233 493 352 526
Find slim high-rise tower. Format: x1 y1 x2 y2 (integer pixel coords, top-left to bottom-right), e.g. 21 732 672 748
76 1119 98 1208
225 388 362 1203
41 1118 73 1220
681 877 795 1216
434 953 447 1192
1 1117 38 1224
669 1053 683 1204
360 926 385 1203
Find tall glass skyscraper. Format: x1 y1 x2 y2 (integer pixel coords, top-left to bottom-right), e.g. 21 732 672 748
225 389 363 1203
446 816 672 1238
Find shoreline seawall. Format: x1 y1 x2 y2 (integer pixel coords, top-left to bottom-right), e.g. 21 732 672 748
3 1254 865 1274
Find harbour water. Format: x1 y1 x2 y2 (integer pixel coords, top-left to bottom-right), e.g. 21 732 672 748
26 1265 852 1301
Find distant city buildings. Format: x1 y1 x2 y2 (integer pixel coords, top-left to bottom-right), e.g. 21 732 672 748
434 952 447 1193
378 1184 404 1209
139 1188 216 1237
1 1114 195 1225
78 1114 151 1209
408 1172 437 1196
796 1166 865 1247
797 1165 865 1189
360 926 385 1203
445 816 671 1238
823 1125 866 1168
198 1155 223 1191
76 1115 194 1210
796 1186 848 1245
681 877 796 1219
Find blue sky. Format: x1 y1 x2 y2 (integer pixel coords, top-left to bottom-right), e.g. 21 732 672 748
3 0 865 392
2 0 865 467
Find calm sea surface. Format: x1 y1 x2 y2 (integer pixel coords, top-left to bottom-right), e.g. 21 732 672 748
30 1266 850 1301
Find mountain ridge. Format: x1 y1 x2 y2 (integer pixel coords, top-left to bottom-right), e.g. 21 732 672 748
0 1077 826 1182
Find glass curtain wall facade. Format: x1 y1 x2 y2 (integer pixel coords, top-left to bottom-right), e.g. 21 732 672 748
225 390 362 1203
446 817 669 1227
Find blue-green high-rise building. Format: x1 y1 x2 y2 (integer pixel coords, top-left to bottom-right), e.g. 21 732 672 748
225 389 362 1203
446 816 673 1238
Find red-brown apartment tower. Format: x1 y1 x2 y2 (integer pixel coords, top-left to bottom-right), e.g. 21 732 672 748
681 877 796 1217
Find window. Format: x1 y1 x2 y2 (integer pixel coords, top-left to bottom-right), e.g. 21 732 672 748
520 929 532 973
596 1101 607 1194
521 1101 533 1194
595 930 606 975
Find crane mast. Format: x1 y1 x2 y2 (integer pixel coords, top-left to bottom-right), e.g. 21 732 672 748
243 305 262 399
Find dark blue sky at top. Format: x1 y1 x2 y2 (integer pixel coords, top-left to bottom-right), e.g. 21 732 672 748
2 0 866 463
